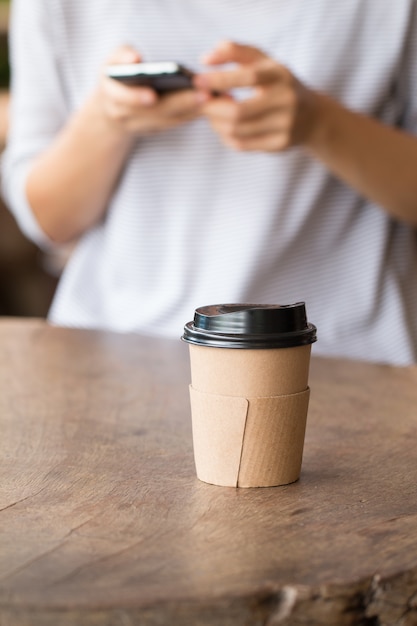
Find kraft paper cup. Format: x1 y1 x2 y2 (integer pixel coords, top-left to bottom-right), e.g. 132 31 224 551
182 303 317 488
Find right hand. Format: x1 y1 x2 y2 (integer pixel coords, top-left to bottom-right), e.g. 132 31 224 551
95 46 210 137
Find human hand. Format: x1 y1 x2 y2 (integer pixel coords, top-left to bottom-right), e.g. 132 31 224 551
194 41 318 152
96 46 210 137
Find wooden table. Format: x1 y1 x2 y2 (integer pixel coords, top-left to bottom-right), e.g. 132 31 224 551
1 319 417 626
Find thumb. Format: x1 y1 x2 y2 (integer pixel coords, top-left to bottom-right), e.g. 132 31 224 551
106 45 142 65
201 41 267 66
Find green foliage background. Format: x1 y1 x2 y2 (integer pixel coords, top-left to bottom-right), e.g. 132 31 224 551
0 0 9 87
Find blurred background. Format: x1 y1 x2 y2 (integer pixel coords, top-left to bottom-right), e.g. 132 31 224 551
0 0 59 318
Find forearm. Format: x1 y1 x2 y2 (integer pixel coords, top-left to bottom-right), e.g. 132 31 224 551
26 89 135 244
305 92 417 226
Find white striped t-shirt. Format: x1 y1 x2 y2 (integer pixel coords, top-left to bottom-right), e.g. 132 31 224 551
3 0 417 364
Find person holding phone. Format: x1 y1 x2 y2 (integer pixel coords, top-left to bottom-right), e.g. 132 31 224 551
2 0 417 365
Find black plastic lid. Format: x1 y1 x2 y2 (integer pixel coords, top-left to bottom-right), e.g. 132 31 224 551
182 303 317 349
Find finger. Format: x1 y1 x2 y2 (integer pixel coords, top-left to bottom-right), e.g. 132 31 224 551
157 89 210 116
225 109 294 140
195 60 288 93
201 40 267 66
102 46 158 106
105 45 142 65
202 87 293 123
103 76 157 106
207 108 289 141
202 93 265 122
201 95 241 120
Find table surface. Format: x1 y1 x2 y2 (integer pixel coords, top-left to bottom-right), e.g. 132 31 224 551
1 319 417 626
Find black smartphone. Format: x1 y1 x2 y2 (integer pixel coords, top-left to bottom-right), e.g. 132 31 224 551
106 62 194 93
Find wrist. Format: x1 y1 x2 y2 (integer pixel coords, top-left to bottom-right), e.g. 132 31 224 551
301 90 354 161
299 89 332 151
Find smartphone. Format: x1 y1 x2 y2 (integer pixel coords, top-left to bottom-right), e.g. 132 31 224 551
106 62 194 93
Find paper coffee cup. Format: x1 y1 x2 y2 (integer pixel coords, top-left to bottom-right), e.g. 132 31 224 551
182 303 317 488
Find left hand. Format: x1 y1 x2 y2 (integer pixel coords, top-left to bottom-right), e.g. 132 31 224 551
194 41 318 152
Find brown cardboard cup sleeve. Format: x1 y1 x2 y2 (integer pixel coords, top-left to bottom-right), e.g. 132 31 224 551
189 386 310 488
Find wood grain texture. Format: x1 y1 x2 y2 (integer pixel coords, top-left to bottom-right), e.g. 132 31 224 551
0 318 417 626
